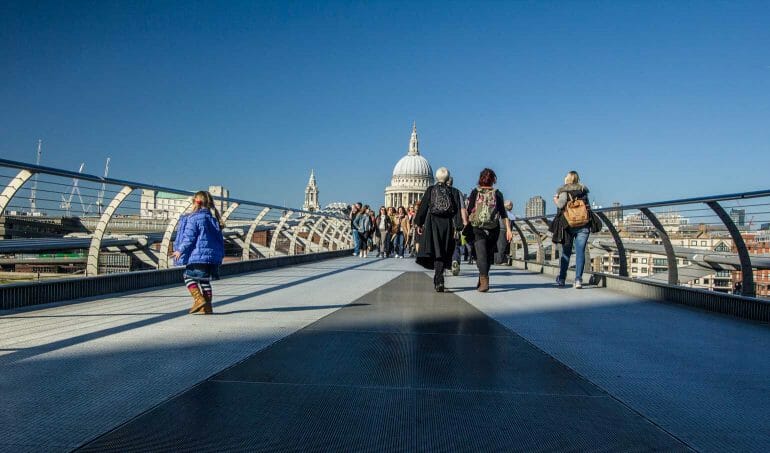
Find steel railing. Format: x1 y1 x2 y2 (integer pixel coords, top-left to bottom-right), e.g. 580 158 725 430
509 189 770 299
0 158 353 280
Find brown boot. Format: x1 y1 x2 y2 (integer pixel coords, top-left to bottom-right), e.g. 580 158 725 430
201 291 213 314
478 275 489 293
188 285 207 314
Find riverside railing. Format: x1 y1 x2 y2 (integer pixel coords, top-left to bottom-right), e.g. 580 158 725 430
0 158 353 279
510 189 770 300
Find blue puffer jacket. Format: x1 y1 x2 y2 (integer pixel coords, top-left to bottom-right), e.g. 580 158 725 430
175 209 224 266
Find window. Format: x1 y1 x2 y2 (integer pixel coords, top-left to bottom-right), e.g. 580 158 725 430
632 258 638 264
694 279 700 284
632 267 638 273
690 240 698 246
703 278 709 284
653 258 668 266
714 242 730 252
641 267 647 273
641 258 648 264
701 241 707 246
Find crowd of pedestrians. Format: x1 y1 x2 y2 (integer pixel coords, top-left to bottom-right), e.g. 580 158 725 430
351 168 597 293
350 202 420 259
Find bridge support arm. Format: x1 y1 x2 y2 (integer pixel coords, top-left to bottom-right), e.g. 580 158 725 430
0 169 33 216
707 201 755 297
86 185 134 276
511 221 529 266
595 212 628 277
289 214 312 255
305 217 328 252
640 208 678 285
220 202 240 223
523 219 545 265
269 211 294 254
242 207 271 261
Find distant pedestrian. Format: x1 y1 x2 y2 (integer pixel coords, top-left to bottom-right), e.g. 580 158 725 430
392 206 410 258
415 167 459 292
367 207 377 251
467 168 513 292
350 202 362 256
353 205 372 258
173 191 225 314
447 176 469 275
551 171 593 288
375 206 392 257
494 200 515 265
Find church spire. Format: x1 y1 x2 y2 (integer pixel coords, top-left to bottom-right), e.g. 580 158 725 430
408 121 419 156
303 169 319 211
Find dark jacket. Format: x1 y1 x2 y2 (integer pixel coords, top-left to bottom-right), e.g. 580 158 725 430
175 209 225 266
375 214 392 232
414 183 456 269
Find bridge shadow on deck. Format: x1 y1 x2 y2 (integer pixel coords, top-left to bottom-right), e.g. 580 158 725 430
78 272 689 452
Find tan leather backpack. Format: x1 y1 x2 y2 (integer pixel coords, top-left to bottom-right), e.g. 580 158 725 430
564 194 590 227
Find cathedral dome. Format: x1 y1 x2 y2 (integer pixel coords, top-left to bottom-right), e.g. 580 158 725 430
392 154 432 178
384 123 435 208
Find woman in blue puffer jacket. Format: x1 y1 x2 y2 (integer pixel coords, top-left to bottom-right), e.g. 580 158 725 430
173 191 225 314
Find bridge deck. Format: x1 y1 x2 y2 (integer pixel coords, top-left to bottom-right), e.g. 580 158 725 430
2 257 769 452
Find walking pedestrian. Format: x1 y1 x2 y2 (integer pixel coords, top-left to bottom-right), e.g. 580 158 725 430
551 171 592 288
392 206 410 258
173 191 225 314
415 167 459 292
447 176 469 276
353 205 372 258
350 202 362 256
467 168 513 292
375 206 392 258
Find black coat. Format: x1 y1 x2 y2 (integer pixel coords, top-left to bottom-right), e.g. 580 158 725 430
414 184 457 269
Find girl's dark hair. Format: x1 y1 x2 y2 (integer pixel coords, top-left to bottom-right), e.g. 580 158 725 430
478 168 497 187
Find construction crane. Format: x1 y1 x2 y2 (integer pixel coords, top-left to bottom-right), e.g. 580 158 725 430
29 140 42 214
95 157 111 215
60 163 86 217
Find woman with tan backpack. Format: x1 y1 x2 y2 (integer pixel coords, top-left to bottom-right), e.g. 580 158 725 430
552 171 591 288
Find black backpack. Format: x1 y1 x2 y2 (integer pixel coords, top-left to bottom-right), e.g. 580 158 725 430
430 184 456 216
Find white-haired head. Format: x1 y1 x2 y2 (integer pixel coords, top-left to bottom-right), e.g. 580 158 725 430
435 167 450 183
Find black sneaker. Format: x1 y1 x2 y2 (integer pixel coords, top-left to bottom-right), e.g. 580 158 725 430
435 283 445 292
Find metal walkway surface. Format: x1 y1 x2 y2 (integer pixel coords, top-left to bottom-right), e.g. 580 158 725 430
2 257 770 452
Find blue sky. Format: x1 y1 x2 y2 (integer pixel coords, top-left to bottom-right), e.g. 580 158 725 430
1 1 769 214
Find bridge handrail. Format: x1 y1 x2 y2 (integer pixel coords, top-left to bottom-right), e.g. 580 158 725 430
0 158 353 277
507 188 770 299
513 188 770 223
0 158 345 219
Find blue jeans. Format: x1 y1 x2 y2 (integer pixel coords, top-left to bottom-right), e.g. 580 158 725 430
392 232 404 256
352 229 360 254
559 226 590 282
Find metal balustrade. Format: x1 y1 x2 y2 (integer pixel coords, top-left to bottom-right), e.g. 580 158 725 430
0 158 353 281
510 189 770 300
